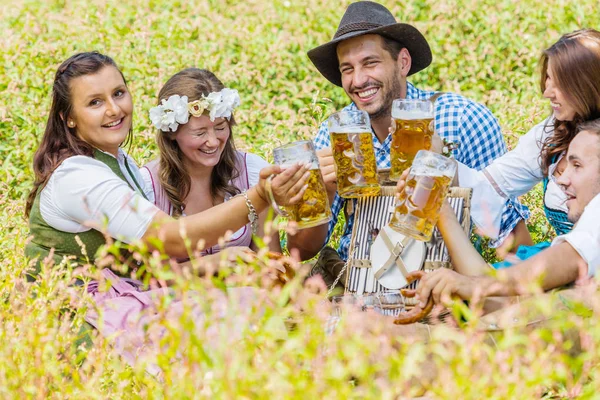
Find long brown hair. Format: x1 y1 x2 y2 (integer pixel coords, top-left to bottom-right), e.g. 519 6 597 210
25 52 131 217
540 29 600 175
155 68 240 217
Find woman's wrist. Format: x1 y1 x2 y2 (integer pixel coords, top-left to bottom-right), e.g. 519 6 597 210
247 186 269 213
253 179 270 204
437 201 456 226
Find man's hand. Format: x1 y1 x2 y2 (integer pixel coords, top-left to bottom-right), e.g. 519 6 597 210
316 147 338 201
415 268 483 307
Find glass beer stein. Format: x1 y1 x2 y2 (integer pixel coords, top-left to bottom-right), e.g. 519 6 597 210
389 99 434 180
389 150 456 241
273 141 332 229
328 110 380 198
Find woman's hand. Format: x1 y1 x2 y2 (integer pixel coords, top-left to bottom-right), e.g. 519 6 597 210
316 147 337 201
256 163 311 206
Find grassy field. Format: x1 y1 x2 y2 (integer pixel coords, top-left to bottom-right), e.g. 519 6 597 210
2 0 600 398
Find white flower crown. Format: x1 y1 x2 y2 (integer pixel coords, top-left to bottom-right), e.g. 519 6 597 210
149 88 241 132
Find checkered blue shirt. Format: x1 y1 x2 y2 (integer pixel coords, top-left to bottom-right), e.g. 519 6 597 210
313 82 529 260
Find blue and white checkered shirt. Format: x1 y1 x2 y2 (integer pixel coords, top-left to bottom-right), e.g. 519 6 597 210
313 82 529 260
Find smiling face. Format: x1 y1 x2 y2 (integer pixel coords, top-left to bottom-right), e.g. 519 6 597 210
556 130 600 223
68 65 132 156
337 34 409 121
174 115 231 169
543 59 577 122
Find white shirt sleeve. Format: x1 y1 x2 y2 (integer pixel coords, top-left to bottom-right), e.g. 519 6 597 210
40 156 160 243
457 119 551 237
483 120 549 197
552 193 600 277
245 153 270 187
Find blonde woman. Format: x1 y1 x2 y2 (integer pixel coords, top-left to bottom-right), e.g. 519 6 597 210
142 68 281 257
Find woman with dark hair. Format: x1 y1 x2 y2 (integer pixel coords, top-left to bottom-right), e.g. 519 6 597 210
24 52 308 372
141 68 281 257
457 29 600 265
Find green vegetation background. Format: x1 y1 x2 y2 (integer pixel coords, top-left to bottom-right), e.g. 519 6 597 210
1 0 600 398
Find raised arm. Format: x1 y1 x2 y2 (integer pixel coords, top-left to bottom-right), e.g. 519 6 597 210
414 239 585 307
482 193 600 297
145 164 310 258
436 202 491 276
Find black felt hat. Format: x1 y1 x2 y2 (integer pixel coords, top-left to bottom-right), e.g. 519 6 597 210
307 1 432 87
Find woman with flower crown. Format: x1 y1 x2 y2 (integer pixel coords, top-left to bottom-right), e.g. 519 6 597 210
24 52 309 374
142 68 281 258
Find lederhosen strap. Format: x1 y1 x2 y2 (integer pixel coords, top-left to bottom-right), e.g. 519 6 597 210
374 229 413 280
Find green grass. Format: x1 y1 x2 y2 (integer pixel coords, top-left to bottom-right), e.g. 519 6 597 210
2 0 600 398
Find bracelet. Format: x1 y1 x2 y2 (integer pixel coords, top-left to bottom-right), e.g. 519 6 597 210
241 190 259 235
265 175 289 217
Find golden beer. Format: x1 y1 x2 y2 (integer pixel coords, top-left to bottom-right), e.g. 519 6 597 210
389 99 435 181
330 130 380 198
389 151 456 241
273 140 331 229
285 168 332 229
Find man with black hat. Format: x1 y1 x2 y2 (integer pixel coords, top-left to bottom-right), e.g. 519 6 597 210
287 1 529 289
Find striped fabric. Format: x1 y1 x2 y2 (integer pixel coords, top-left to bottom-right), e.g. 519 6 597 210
322 189 470 332
346 190 468 296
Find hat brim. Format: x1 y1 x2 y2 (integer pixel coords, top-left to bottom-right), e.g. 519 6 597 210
307 23 432 87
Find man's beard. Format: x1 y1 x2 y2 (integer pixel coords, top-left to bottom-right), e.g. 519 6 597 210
368 73 403 121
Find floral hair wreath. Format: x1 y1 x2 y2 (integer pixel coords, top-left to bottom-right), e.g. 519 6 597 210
149 88 241 132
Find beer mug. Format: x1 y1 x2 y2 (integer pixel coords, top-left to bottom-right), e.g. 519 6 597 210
389 150 456 241
389 99 434 180
328 110 380 198
273 141 332 229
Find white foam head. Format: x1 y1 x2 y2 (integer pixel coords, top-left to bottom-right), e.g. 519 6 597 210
329 126 371 134
410 152 456 178
392 109 434 120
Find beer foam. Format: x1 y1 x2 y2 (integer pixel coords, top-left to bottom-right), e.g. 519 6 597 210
411 162 455 178
391 110 434 120
279 161 320 170
411 165 445 177
330 126 371 134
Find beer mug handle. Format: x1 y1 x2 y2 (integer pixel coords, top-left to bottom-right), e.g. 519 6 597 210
265 174 290 217
442 139 460 157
